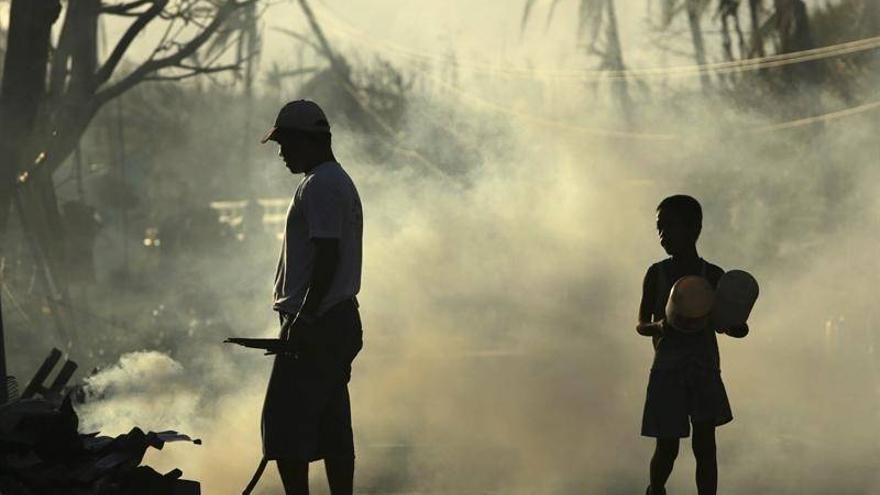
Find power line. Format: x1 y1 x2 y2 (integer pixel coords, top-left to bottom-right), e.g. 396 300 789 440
430 73 880 140
430 77 679 141
311 0 880 81
749 100 880 133
306 0 880 140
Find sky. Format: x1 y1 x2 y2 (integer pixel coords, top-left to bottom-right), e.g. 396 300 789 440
79 0 840 96
257 0 838 74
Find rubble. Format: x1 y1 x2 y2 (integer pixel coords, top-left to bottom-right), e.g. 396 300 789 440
0 349 201 495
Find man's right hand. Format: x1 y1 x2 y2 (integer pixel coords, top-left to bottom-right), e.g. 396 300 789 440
637 320 667 337
271 314 312 354
654 320 669 337
263 340 296 356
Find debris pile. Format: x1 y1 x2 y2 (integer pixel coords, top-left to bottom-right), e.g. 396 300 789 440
0 349 201 494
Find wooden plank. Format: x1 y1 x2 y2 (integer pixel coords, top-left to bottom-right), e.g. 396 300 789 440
21 347 61 399
46 359 78 400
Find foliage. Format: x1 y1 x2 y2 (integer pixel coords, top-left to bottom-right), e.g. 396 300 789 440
521 0 614 61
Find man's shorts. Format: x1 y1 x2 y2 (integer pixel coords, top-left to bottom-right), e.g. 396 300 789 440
261 299 363 462
641 364 733 438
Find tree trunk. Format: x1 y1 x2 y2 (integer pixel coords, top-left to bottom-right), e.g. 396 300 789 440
0 0 61 235
0 0 102 351
773 0 823 123
23 0 100 308
775 0 814 55
50 0 99 101
861 0 880 37
748 0 766 57
774 0 821 84
2 0 249 326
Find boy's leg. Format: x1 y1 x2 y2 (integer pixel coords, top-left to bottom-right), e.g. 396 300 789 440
278 459 310 495
650 437 679 494
691 421 717 495
325 455 355 495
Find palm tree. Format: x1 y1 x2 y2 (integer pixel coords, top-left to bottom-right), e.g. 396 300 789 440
747 0 767 57
522 0 633 121
654 0 716 90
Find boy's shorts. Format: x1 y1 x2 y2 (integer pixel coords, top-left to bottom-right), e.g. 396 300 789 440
641 364 733 438
262 300 363 462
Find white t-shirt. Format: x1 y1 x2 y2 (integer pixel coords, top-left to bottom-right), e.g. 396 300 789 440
273 161 363 315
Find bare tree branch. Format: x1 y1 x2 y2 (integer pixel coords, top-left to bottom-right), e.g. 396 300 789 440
151 13 178 56
100 0 156 15
143 63 240 81
200 26 245 68
272 27 322 53
94 0 168 85
95 0 255 106
274 67 320 78
103 10 154 17
294 0 344 69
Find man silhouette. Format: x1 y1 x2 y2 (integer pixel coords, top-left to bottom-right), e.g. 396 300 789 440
637 195 748 495
260 100 364 495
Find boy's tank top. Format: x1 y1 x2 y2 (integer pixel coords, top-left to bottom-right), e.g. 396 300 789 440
651 258 722 371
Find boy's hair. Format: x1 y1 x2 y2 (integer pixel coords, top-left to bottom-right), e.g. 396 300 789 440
657 195 702 236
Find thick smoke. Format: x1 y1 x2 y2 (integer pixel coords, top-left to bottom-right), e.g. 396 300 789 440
79 93 880 494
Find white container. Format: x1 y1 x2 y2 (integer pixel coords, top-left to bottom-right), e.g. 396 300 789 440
711 269 759 330
665 275 715 334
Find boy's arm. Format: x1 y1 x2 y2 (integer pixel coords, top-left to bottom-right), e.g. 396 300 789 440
636 265 664 337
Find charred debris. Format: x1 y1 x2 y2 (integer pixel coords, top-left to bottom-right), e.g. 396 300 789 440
0 348 201 495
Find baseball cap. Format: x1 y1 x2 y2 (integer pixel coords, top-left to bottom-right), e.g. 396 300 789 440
260 99 330 143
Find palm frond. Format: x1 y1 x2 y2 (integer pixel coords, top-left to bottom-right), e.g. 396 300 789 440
521 0 538 32
577 0 607 48
660 0 685 28
545 0 563 30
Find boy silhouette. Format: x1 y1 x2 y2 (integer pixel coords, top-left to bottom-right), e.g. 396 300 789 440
637 195 748 495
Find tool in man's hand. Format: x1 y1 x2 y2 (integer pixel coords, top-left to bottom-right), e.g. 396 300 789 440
224 337 294 355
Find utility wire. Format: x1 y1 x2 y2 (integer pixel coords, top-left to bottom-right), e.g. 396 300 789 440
312 0 880 81
307 1 880 140
427 72 880 140
748 100 880 133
